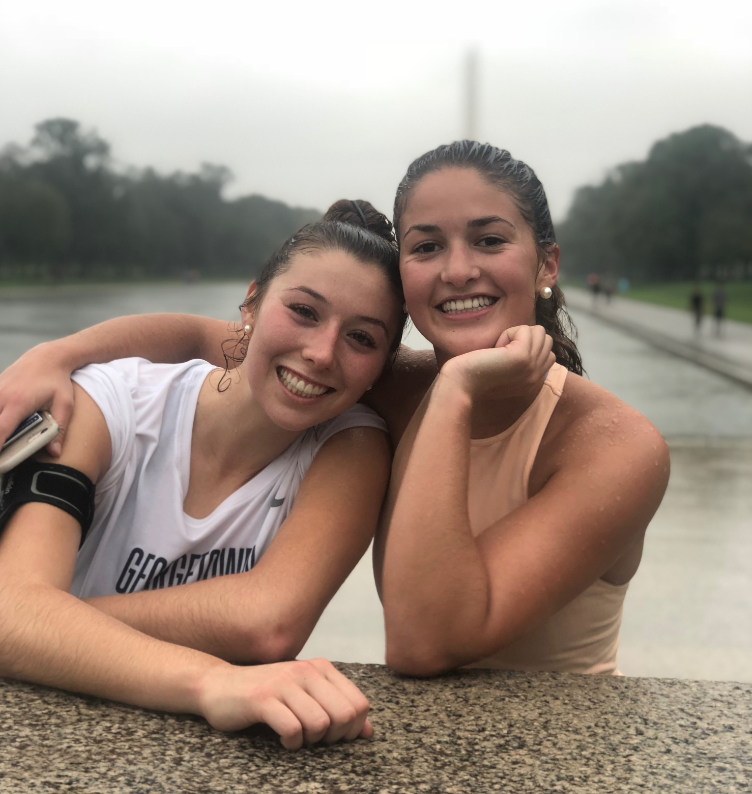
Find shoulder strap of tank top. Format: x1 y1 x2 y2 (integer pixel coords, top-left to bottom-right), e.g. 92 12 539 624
519 363 567 490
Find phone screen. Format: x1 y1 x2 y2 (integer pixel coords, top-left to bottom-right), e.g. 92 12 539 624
2 412 44 450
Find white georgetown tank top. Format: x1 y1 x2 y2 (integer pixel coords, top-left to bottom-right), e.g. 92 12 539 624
70 358 386 599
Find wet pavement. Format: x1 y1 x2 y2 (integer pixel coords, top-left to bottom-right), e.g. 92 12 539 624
1 282 751 682
566 287 752 389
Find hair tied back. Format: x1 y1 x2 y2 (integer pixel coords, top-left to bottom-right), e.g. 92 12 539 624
351 200 368 228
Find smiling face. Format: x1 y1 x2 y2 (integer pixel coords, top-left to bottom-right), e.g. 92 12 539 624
399 167 559 364
241 249 401 432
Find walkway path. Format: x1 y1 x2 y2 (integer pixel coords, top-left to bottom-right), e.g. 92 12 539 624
564 287 752 389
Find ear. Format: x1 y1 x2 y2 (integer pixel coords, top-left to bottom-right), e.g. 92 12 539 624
536 245 560 293
240 281 258 328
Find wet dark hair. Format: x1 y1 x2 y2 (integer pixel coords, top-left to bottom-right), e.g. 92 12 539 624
393 141 583 375
220 199 406 389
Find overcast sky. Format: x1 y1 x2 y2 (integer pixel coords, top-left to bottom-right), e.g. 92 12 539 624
2 0 751 222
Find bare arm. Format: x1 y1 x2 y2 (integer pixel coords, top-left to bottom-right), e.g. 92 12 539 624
378 328 670 676
85 426 392 663
0 314 230 451
0 386 372 748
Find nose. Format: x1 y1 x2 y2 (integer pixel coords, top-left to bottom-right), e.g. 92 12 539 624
301 324 338 370
441 244 480 288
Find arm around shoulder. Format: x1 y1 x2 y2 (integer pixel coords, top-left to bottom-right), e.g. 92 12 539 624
0 313 230 451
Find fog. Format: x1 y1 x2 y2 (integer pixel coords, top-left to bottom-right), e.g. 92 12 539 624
1 0 751 220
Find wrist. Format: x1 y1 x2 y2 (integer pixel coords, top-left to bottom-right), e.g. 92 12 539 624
432 371 474 414
34 337 84 372
193 658 235 720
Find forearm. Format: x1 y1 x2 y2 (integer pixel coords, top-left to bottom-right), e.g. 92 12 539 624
86 573 298 663
88 430 392 664
0 578 226 716
382 376 492 673
43 313 227 370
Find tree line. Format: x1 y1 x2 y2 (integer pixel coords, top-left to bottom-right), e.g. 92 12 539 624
3 119 750 286
557 125 752 283
0 118 320 282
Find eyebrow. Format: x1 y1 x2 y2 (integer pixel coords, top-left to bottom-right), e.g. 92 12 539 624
403 223 440 238
285 286 389 337
468 215 515 230
287 286 327 302
403 216 515 239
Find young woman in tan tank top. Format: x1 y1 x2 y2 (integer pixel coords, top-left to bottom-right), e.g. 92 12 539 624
0 144 669 678
372 142 669 676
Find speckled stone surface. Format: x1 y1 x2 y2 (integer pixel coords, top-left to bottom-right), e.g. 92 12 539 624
1 664 750 793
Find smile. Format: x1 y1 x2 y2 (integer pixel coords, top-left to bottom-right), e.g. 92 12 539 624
437 295 497 315
277 366 333 398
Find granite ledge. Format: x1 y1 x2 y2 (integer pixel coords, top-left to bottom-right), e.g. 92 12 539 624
1 664 750 794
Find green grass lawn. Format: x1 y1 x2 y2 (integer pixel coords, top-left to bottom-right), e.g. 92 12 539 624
620 282 752 325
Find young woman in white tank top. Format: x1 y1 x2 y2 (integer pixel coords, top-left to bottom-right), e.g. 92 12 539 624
1 146 670 680
0 200 407 749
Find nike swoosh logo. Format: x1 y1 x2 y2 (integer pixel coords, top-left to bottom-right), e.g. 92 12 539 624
270 496 284 507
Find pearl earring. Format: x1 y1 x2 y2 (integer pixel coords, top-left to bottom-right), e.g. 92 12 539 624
540 287 553 300
244 325 251 334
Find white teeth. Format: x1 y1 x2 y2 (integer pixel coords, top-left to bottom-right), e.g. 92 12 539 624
440 296 495 314
278 368 328 398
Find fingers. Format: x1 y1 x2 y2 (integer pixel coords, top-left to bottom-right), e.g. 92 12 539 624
360 717 374 739
303 659 371 743
497 325 541 363
278 679 333 746
244 660 370 749
253 697 306 751
46 392 74 457
0 406 26 449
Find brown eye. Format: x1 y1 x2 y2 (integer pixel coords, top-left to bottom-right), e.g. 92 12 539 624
414 241 441 255
289 304 316 320
478 236 505 247
349 330 376 348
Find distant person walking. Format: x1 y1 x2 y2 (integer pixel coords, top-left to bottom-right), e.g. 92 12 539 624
712 282 727 337
689 285 705 333
587 273 601 307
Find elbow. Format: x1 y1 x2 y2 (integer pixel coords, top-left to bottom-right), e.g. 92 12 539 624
385 635 459 678
237 621 310 665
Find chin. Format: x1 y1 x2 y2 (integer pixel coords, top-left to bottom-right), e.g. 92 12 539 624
266 409 325 433
436 332 503 360
264 396 352 433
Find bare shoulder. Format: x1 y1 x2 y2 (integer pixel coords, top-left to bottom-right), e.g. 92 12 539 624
36 383 112 484
561 372 666 447
313 425 391 464
533 371 670 496
297 426 391 494
363 346 438 445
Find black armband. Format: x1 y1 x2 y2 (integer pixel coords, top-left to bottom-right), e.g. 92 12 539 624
0 460 96 547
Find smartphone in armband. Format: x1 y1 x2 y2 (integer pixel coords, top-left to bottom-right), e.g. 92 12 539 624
0 411 60 474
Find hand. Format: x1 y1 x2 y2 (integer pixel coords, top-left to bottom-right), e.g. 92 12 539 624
439 325 555 401
199 658 372 750
0 342 76 456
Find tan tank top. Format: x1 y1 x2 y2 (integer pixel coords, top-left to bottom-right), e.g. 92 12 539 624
464 363 628 675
